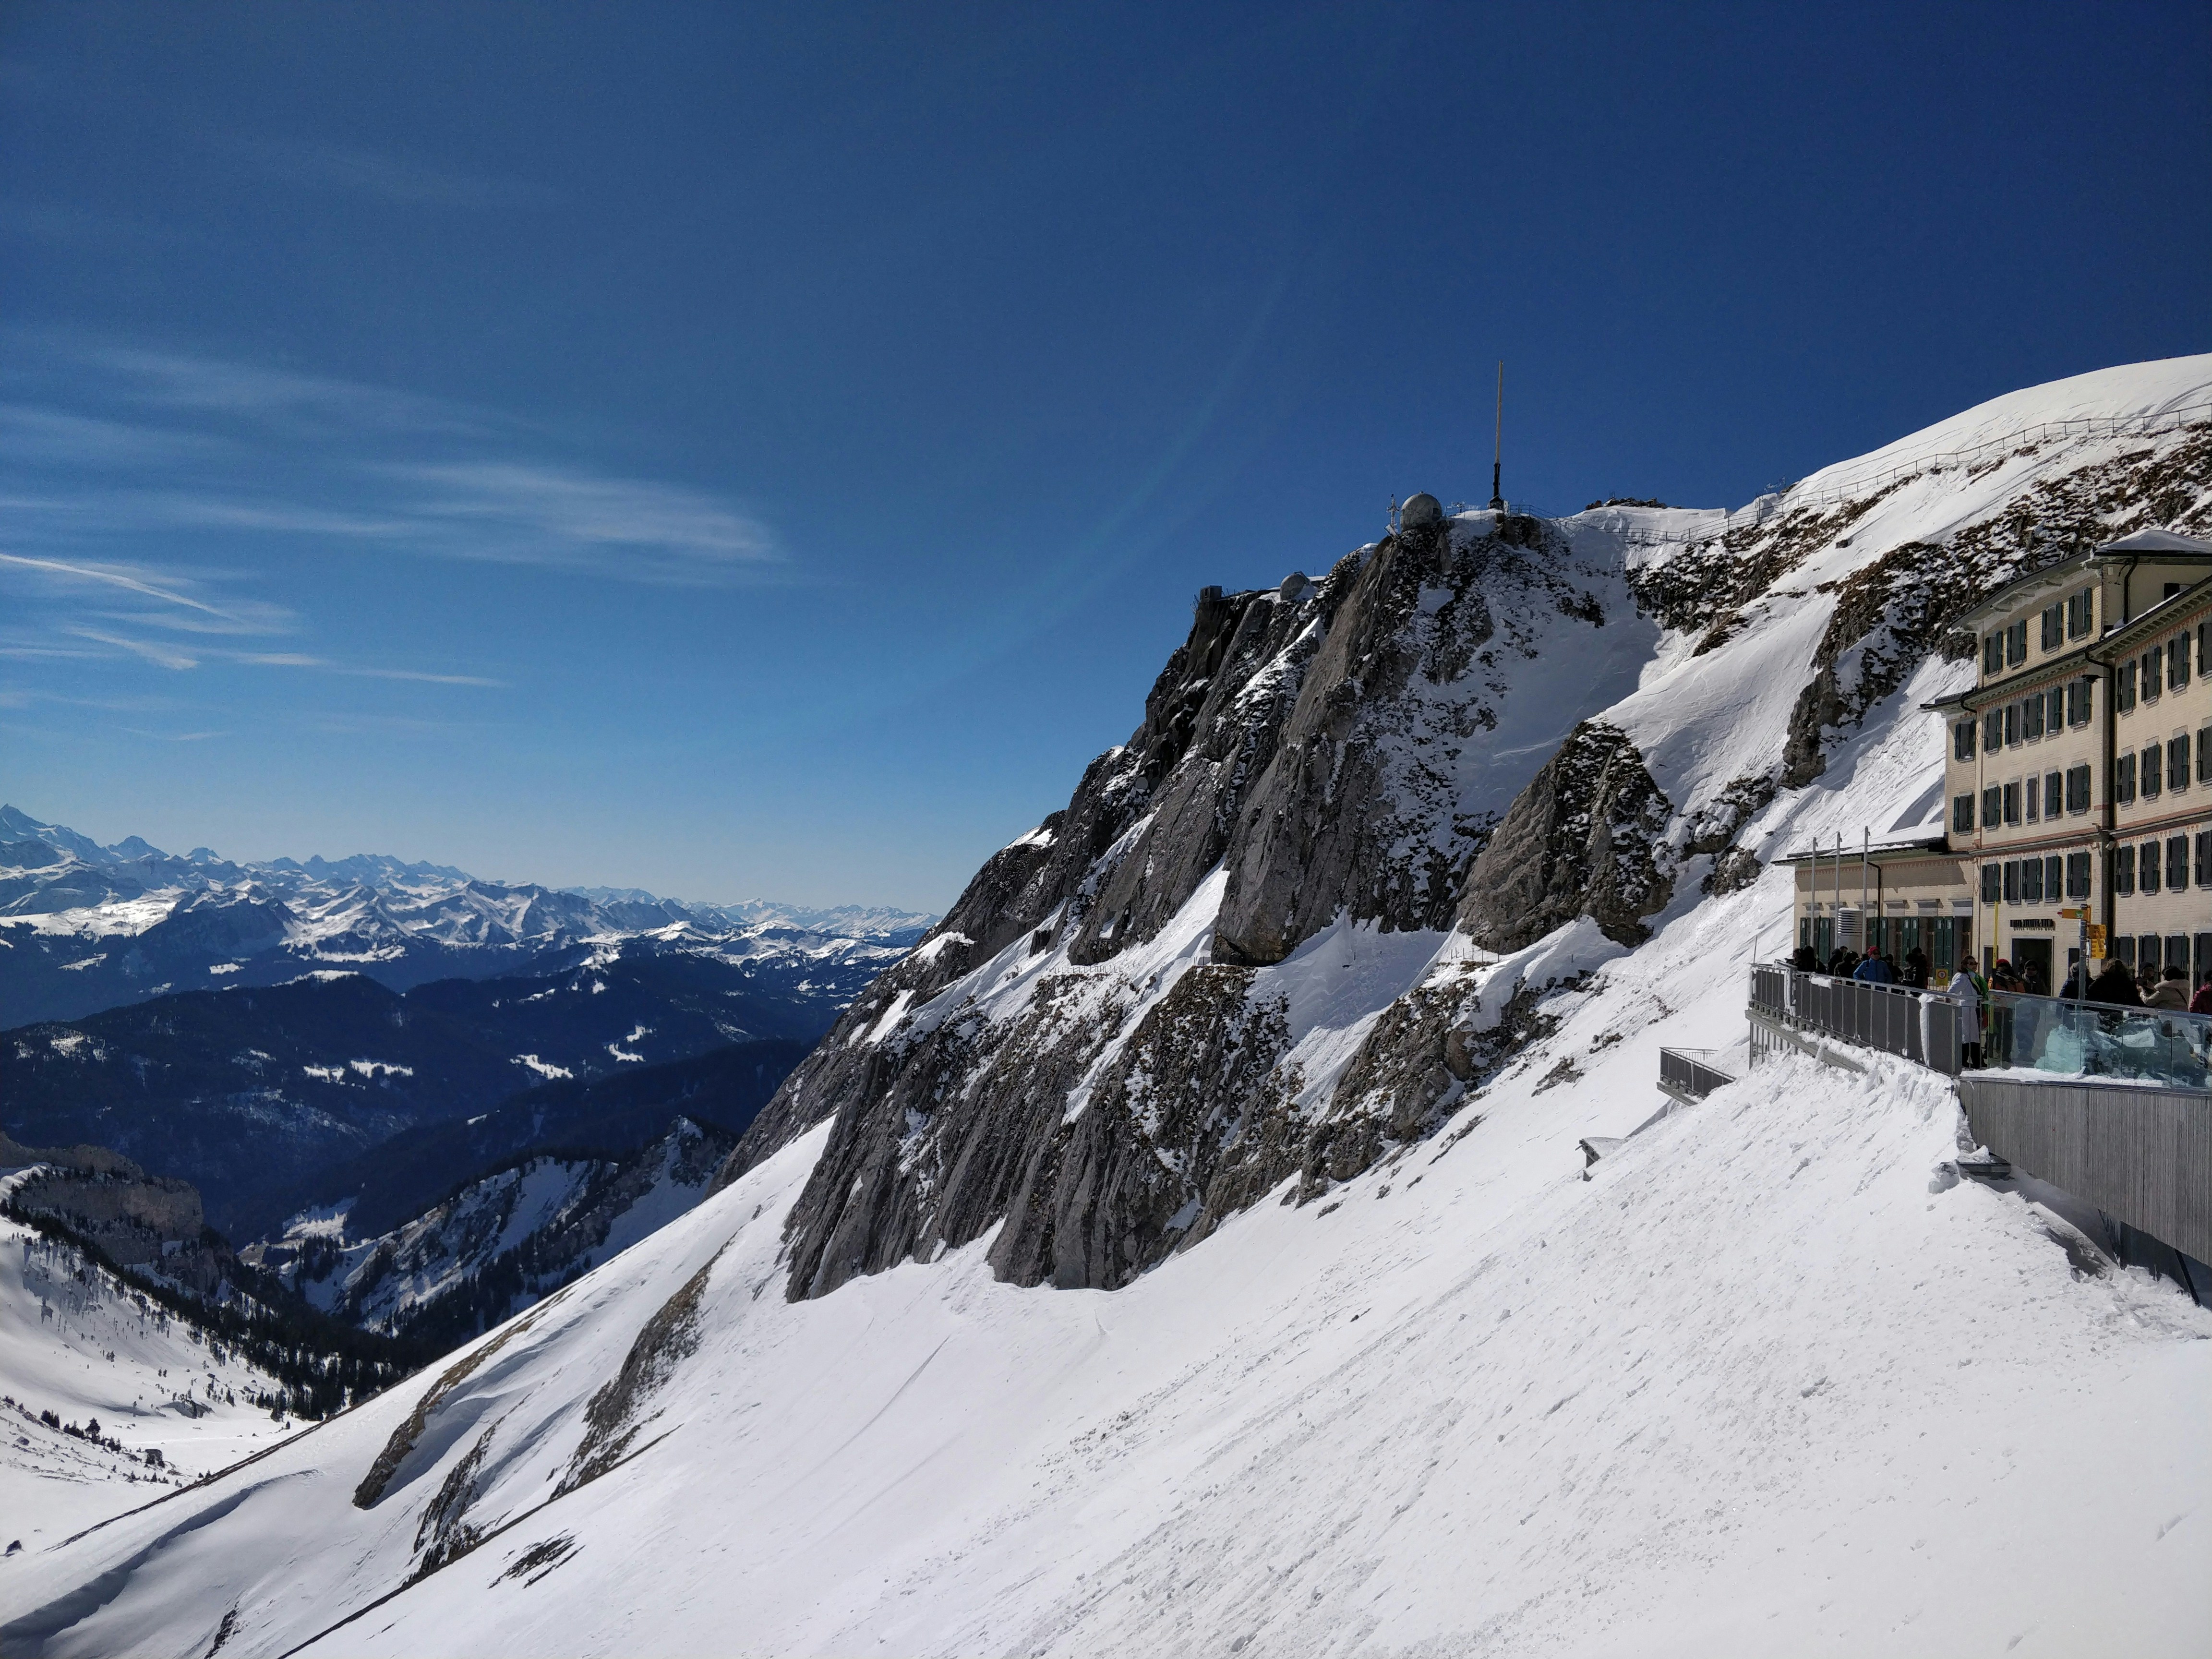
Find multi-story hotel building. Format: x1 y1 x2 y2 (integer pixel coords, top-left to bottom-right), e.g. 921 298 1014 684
1787 526 2212 986
1936 526 2212 986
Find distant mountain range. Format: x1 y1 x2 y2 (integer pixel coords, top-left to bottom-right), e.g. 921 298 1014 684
0 947 819 1239
0 805 933 1029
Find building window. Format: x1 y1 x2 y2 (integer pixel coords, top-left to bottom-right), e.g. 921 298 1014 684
2003 860 2021 903
2197 832 2212 888
2199 728 2212 785
2046 686 2065 731
2003 702 2020 746
2020 857 2044 902
2008 620 2028 666
2115 751 2137 805
2041 605 2062 650
2043 770 2062 817
1983 708 2003 752
2002 781 2021 824
2172 632 2192 689
1953 719 1975 761
2117 659 2137 712
2043 854 2062 901
2022 695 2044 742
2066 851 2092 898
2168 836 2189 891
2116 847 2136 896
1952 794 1974 833
1982 785 2003 827
2142 747 2162 800
2065 763 2091 813
2024 776 2039 822
1980 863 2001 902
2067 677 2092 726
2140 648 2161 702
2068 588 2094 638
2140 842 2163 895
1984 634 2004 675
2170 735 2190 793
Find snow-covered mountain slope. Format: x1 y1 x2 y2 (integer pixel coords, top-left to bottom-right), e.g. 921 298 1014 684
245 1118 735 1353
0 1191 303 1547
5 356 2210 1654
0 809 930 1029
733 354 2212 1301
1 902 2203 1657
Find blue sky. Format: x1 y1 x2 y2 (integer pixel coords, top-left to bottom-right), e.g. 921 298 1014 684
4 2 2207 910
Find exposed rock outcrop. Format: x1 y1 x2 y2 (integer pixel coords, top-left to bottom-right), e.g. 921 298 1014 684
741 512 1642 1298
1456 722 1676 952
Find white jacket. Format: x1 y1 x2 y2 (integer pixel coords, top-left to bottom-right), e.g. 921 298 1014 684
1945 971 1984 1043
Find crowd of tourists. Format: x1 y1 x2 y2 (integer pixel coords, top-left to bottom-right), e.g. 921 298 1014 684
1789 941 2210 1011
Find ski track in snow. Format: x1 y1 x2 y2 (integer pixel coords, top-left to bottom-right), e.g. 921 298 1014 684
4 356 2211 1655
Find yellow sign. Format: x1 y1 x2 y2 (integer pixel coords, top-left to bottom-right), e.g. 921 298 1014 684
2058 907 2083 920
2087 924 2107 955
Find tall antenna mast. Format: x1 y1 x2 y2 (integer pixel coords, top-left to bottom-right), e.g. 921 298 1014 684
1489 360 1505 511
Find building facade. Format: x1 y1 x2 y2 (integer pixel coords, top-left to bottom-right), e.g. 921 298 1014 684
1781 527 2212 986
1933 526 2212 985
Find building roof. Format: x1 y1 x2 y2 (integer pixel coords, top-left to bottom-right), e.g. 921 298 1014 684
1773 838 1954 868
1950 526 2212 634
2095 527 2212 556
1925 567 2212 712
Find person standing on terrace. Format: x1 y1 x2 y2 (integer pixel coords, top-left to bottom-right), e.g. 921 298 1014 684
1948 955 1986 1068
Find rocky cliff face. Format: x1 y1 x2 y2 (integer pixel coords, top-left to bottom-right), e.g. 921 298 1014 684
716 377 2212 1302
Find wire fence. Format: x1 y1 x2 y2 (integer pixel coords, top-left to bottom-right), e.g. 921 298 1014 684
1614 401 2212 549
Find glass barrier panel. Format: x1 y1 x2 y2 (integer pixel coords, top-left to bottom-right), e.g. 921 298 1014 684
1983 990 2212 1089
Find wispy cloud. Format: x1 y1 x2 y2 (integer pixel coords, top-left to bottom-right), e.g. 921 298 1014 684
224 138 558 210
0 402 237 465
227 650 504 686
68 625 201 670
0 550 233 617
4 338 783 585
87 346 493 438
0 335 785 709
385 461 781 583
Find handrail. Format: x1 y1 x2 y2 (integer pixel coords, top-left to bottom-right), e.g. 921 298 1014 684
1659 1046 1736 1101
1751 963 2212 1090
1750 963 1962 1076
1621 404 2212 548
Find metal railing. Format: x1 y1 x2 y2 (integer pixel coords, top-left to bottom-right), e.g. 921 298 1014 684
1619 404 2212 547
1983 990 2212 1089
1659 1047 1736 1102
1751 965 2212 1091
1750 964 1963 1075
